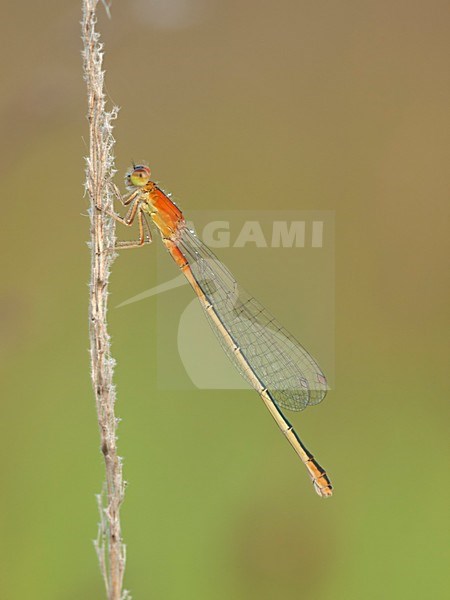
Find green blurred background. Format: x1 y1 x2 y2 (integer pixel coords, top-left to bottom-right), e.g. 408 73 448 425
1 1 449 598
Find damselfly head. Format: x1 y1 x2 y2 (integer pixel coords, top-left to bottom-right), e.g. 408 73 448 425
126 165 151 188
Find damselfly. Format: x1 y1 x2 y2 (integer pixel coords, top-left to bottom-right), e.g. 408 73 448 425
100 165 333 497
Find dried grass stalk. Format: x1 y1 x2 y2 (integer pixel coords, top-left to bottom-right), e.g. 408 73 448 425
81 1 130 598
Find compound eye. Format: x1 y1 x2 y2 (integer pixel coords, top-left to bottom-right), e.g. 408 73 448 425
128 165 151 187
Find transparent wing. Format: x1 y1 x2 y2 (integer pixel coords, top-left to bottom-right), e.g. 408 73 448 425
176 227 328 412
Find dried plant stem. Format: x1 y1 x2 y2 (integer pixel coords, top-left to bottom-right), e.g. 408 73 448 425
81 1 130 599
